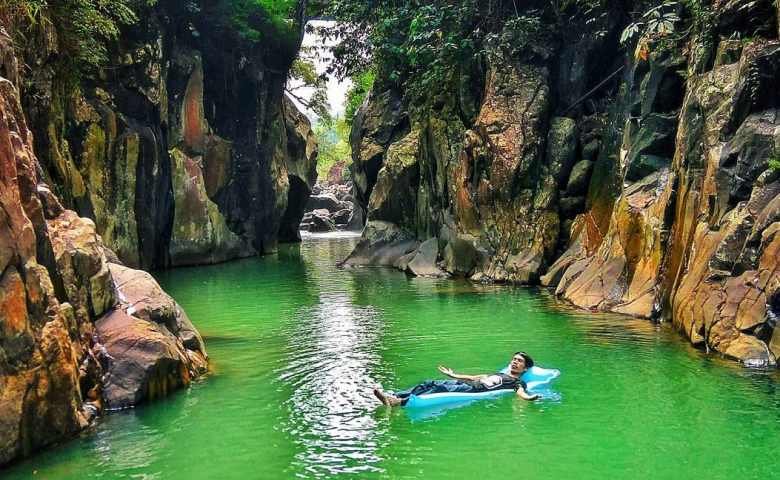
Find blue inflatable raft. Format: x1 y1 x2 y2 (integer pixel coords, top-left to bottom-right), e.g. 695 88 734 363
403 366 560 409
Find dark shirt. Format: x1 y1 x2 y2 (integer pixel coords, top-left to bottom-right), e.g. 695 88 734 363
467 373 527 392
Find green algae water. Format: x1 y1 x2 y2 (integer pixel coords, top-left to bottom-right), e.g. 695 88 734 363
5 234 780 479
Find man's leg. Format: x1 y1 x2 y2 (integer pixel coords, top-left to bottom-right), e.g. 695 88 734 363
403 380 473 397
375 380 474 406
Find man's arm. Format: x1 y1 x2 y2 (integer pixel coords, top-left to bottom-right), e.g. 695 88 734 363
516 386 540 401
438 365 485 382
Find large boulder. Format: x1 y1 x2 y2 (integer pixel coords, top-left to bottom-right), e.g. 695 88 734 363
306 194 341 212
308 209 336 233
99 263 207 409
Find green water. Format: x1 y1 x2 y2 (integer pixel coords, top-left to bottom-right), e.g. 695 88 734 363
4 234 780 479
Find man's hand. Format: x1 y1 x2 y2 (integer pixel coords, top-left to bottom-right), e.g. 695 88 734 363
517 388 540 401
438 365 455 377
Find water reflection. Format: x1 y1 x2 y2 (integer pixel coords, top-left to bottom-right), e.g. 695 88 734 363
278 235 389 477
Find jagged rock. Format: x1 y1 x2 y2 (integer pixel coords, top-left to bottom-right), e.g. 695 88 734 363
47 211 117 322
169 149 254 266
0 37 208 466
559 196 586 218
19 3 312 268
546 117 579 187
96 310 191 409
0 73 95 466
623 114 678 182
715 39 743 66
98 263 207 409
332 208 352 225
443 235 479 276
282 96 319 234
347 208 365 232
350 89 409 217
407 238 447 278
549 36 780 365
566 160 594 196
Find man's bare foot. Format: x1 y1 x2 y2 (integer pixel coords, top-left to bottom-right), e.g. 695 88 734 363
373 388 402 406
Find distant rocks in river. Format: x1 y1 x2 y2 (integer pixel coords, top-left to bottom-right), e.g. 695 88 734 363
300 182 363 233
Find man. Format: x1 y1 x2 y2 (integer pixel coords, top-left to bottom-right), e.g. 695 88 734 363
373 352 540 406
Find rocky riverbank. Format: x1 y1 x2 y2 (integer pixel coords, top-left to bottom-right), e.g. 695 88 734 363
345 1 780 366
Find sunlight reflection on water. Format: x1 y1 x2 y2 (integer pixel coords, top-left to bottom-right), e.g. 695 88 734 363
279 289 387 476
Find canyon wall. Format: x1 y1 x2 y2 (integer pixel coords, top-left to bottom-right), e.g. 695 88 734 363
0 33 207 465
17 0 317 270
347 1 780 366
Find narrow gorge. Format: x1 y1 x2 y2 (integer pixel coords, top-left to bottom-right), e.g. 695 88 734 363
1 0 780 475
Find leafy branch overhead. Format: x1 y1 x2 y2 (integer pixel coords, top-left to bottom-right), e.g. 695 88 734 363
287 51 332 123
320 0 610 108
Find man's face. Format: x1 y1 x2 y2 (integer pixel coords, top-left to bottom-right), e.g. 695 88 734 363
510 355 526 373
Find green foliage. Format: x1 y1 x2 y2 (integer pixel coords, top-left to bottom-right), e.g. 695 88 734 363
620 0 715 59
3 0 152 71
314 116 351 179
344 69 374 124
322 0 606 109
287 47 331 122
220 0 298 44
620 1 681 45
769 153 780 172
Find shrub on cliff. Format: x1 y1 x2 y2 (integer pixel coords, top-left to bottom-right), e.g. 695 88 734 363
2 0 153 74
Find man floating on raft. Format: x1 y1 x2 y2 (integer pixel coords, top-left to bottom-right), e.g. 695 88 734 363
373 352 545 407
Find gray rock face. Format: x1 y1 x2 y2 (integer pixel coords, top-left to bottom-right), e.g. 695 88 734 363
350 89 409 221
566 160 594 196
343 221 419 267
306 194 341 212
307 210 336 233
299 182 360 233
407 238 447 277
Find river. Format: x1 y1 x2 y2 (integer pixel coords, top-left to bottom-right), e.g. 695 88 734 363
4 233 779 479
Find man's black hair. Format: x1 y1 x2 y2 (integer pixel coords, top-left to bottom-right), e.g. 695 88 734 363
514 351 534 369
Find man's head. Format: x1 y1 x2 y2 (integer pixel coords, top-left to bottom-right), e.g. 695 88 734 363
509 352 534 374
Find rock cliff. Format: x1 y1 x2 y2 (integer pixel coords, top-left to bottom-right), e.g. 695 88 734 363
17 0 317 269
347 2 780 366
0 16 210 466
